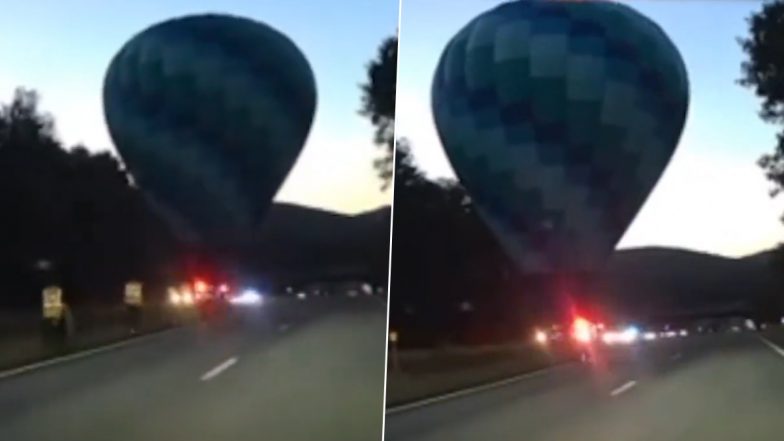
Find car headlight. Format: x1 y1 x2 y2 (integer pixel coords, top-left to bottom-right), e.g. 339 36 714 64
182 292 194 305
230 289 262 305
169 291 181 305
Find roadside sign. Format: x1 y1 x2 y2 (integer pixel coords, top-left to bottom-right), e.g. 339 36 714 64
42 286 63 319
124 281 143 306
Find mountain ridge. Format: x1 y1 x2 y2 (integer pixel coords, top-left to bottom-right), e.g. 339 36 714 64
597 245 783 319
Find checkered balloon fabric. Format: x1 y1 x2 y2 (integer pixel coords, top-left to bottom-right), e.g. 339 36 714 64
103 14 316 246
432 0 689 274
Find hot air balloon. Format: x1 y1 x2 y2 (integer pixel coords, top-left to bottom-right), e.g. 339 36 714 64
103 14 317 247
432 0 689 274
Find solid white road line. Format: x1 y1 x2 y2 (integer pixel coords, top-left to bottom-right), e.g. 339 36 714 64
386 365 568 415
200 357 238 381
0 327 180 381
610 380 637 397
758 335 784 358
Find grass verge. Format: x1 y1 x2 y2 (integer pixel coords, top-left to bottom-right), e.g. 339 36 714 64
386 343 573 407
0 305 197 372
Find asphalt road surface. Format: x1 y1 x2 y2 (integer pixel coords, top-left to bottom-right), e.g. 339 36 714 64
385 330 784 441
0 295 387 441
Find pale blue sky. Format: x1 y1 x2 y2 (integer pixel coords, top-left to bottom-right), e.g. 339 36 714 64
397 0 783 257
0 0 398 214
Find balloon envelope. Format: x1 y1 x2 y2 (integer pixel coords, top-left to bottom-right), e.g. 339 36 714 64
103 14 316 246
432 0 689 274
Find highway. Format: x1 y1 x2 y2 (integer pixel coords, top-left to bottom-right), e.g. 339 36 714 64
385 330 784 441
0 295 387 441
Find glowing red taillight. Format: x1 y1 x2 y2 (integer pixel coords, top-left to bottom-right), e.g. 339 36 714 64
572 317 594 343
194 280 208 293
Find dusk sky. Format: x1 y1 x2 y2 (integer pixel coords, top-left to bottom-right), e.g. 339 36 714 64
0 0 398 214
396 0 784 257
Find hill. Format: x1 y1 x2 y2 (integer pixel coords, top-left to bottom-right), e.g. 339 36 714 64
595 246 783 319
250 203 391 282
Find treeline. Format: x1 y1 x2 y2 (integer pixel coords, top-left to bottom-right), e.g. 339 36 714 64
0 89 178 308
389 142 560 347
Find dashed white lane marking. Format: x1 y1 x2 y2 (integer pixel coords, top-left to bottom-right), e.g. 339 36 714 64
200 357 237 381
758 336 784 358
610 380 637 397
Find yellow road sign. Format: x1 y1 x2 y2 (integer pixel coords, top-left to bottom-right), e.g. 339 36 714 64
125 281 143 306
42 286 63 319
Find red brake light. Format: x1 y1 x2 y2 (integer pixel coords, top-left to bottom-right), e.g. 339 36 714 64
572 317 594 343
194 280 208 293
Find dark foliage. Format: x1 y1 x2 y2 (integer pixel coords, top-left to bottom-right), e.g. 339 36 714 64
741 1 784 199
389 141 543 346
739 0 784 275
360 36 397 189
0 89 178 308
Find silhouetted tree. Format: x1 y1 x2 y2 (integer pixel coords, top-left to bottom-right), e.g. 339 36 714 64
360 36 397 189
739 1 784 285
740 1 784 198
389 138 529 346
0 88 178 308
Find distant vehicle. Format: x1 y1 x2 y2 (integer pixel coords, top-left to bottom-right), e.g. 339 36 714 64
229 289 263 306
192 278 232 303
534 329 548 345
168 277 233 308
533 317 601 346
168 285 194 307
600 326 641 346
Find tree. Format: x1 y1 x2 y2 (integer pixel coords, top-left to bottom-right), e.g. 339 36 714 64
740 0 784 198
393 138 425 189
0 87 179 307
360 36 397 189
389 139 526 346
